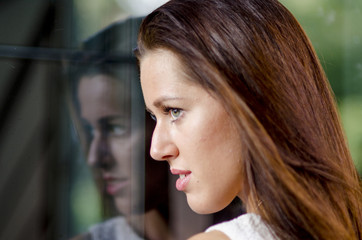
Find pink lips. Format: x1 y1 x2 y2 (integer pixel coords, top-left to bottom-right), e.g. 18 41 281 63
103 176 130 195
171 168 192 191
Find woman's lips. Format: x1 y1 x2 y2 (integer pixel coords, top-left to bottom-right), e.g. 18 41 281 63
103 176 130 195
170 168 192 191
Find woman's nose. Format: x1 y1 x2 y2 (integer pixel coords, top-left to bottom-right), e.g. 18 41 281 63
150 122 179 161
87 132 114 169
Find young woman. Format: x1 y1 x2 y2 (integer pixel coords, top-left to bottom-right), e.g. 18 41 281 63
135 0 362 239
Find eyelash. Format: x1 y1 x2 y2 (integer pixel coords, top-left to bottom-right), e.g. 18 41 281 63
148 107 184 122
149 112 157 121
163 107 183 122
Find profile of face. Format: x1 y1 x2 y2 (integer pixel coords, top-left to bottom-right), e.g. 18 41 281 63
140 49 244 214
77 73 142 216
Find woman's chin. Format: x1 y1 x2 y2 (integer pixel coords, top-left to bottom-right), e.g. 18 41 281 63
187 196 223 215
187 191 239 215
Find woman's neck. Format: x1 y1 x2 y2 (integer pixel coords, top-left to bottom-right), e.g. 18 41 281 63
127 209 173 240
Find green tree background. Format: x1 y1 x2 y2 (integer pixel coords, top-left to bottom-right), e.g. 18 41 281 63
279 0 362 174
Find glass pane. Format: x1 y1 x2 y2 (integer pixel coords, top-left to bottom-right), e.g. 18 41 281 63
0 0 360 239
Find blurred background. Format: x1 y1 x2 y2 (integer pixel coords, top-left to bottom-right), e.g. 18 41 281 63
0 0 361 239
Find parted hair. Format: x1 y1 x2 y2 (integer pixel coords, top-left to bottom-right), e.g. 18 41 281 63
135 0 362 239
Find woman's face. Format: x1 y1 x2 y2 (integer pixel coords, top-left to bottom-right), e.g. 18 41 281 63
140 49 244 214
78 74 142 216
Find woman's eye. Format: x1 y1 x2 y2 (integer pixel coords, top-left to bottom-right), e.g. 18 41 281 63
111 125 127 136
104 124 127 137
169 108 182 120
111 125 126 135
150 113 157 122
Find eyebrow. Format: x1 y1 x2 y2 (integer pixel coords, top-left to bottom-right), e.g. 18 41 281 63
155 96 184 108
98 115 126 125
145 96 184 113
80 115 126 126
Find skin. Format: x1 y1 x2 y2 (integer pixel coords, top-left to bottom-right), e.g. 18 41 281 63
77 74 172 240
188 231 230 240
78 74 142 217
140 49 244 217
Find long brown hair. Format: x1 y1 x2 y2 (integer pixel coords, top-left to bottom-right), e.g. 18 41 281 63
136 0 362 239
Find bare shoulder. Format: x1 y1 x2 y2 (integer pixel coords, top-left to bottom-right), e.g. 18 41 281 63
188 230 230 240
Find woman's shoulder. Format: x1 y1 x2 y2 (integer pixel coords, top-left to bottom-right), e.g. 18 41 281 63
188 230 230 240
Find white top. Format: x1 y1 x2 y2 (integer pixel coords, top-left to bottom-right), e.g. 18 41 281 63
88 216 143 240
206 213 278 240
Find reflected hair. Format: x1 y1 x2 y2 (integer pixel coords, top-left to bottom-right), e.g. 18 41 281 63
135 0 362 239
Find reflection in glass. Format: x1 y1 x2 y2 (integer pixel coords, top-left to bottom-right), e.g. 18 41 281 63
69 18 171 239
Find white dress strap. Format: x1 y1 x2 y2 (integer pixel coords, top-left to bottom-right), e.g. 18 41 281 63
205 213 278 240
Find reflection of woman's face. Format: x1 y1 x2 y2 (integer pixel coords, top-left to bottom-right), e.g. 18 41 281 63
77 74 141 216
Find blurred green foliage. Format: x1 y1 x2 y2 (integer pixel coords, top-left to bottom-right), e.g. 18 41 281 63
340 96 362 173
280 0 362 174
70 162 102 235
73 0 126 45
